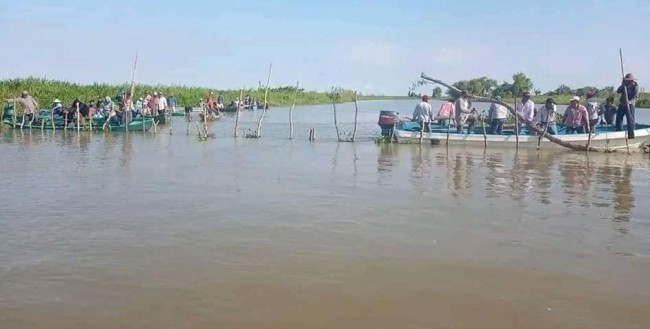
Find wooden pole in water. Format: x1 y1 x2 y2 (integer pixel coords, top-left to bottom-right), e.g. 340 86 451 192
419 117 424 144
51 105 55 131
352 91 359 142
537 106 552 150
76 102 81 132
289 81 299 139
619 48 631 154
127 51 139 133
255 61 273 137
12 99 17 129
514 96 519 149
446 100 453 145
481 111 487 148
234 89 242 137
332 89 341 142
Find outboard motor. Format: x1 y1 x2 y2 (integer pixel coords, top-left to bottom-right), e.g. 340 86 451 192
378 110 400 136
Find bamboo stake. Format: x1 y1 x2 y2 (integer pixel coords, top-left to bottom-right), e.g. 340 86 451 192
619 48 632 154
514 96 519 149
289 81 299 139
234 89 242 137
481 111 487 148
51 106 55 131
127 51 139 133
419 118 424 144
352 91 359 142
40 110 45 131
537 106 552 150
76 102 81 132
255 61 273 137
332 89 341 142
12 99 17 129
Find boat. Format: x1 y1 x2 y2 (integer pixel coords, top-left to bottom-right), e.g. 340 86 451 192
390 118 650 151
141 113 167 124
171 110 186 117
2 105 154 132
221 103 269 112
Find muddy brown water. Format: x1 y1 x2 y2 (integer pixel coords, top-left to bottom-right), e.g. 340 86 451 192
1 100 650 328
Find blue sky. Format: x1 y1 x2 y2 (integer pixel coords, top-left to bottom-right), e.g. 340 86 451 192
0 0 648 95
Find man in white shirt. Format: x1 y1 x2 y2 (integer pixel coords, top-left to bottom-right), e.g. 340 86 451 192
412 95 433 132
158 93 168 114
454 90 477 134
516 91 535 135
535 97 558 135
488 96 508 134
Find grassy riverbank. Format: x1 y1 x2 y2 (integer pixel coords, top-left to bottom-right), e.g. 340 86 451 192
0 78 406 108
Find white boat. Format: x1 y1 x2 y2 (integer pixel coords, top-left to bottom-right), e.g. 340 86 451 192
392 121 650 151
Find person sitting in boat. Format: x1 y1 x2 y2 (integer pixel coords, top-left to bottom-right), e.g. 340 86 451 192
488 96 508 134
217 94 224 109
454 90 477 134
535 98 558 135
52 99 64 116
585 91 599 133
515 91 535 135
412 95 433 132
598 97 617 125
563 96 590 134
134 97 143 116
100 96 114 116
88 101 98 118
434 98 455 127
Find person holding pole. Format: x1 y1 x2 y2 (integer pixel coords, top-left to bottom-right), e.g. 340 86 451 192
615 73 639 138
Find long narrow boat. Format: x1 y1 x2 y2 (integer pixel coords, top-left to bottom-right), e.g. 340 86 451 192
141 113 167 124
392 120 650 151
2 105 154 132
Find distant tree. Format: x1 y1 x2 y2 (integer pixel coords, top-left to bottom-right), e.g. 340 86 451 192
432 87 442 98
554 84 572 95
511 72 533 96
534 88 541 96
601 86 615 93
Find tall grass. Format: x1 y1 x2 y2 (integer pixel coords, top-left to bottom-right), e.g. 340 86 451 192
0 77 404 108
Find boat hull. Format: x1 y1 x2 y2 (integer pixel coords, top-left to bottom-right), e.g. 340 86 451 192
393 122 650 151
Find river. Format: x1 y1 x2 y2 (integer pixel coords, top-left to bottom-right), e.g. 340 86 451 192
1 100 650 329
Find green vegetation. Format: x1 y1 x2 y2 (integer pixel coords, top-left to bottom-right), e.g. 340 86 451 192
0 77 405 108
409 73 650 107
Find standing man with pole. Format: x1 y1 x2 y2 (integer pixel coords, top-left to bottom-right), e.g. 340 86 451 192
615 72 639 139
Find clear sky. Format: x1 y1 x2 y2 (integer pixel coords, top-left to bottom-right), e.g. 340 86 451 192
1 0 648 95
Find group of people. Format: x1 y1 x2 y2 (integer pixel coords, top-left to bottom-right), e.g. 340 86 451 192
412 73 640 136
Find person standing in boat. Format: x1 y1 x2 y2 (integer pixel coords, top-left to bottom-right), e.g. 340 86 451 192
434 98 455 127
535 97 558 135
585 91 599 133
515 91 535 135
5 91 39 123
167 93 177 113
454 90 477 134
158 92 168 115
599 97 617 125
412 95 433 132
563 96 590 134
488 96 508 134
615 73 639 138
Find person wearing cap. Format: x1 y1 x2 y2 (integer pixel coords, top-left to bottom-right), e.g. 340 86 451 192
584 91 599 133
488 96 508 134
562 96 590 134
616 73 639 137
5 91 39 122
515 91 535 135
412 95 433 132
454 90 477 134
535 98 558 135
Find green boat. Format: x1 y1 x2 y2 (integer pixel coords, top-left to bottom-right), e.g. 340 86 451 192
2 104 154 132
141 113 167 124
171 110 186 117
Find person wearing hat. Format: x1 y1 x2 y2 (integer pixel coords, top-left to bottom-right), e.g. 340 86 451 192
5 91 39 122
515 91 535 135
412 95 433 132
488 95 508 134
535 98 558 135
454 90 477 134
616 73 639 137
52 98 64 116
562 96 590 134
